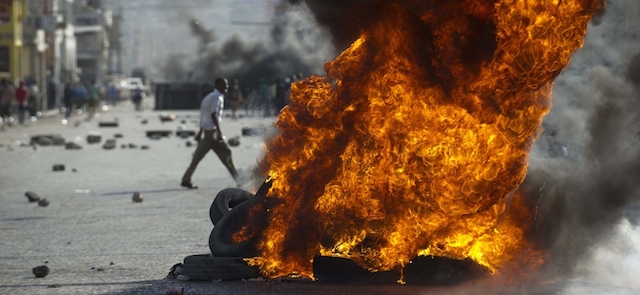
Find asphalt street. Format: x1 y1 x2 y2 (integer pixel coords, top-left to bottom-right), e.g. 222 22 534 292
0 99 637 295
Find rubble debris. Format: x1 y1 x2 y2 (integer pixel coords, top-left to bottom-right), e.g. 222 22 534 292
65 142 82 150
121 144 127 149
47 284 61 288
72 168 77 173
31 134 65 146
32 265 50 278
103 139 116 150
141 119 148 125
180 119 187 124
53 164 65 171
132 192 143 203
227 136 240 147
86 132 102 144
98 121 119 127
38 199 50 207
128 143 138 149
146 130 172 138
110 262 115 265
186 141 193 147
159 113 177 122
25 191 40 202
241 126 269 137
176 130 196 138
114 133 124 138
141 145 149 150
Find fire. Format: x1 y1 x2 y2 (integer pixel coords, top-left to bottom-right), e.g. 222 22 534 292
254 0 603 279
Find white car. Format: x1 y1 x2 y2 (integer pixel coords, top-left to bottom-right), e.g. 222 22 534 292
125 78 145 91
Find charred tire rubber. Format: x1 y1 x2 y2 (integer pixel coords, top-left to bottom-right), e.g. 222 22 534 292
209 188 252 225
209 194 269 258
182 254 260 281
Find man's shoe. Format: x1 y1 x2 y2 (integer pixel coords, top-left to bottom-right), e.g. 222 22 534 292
181 182 198 189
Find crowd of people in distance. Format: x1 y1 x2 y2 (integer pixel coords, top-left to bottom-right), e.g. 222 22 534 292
0 78 40 126
231 73 304 119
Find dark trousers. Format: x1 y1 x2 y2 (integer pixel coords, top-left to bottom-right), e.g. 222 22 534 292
182 130 239 183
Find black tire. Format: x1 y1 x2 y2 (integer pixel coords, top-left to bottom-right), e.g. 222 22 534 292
209 195 269 258
182 254 260 281
209 188 252 225
146 130 172 138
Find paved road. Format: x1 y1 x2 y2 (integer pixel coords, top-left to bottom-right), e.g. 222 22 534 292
0 99 637 295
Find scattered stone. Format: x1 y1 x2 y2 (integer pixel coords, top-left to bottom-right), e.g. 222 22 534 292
87 132 102 144
227 136 240 147
25 191 40 202
128 143 138 149
110 262 115 265
141 119 148 125
98 121 119 127
47 284 61 288
38 198 50 207
32 265 50 278
97 267 105 272
146 130 172 138
176 130 196 138
159 114 176 122
141 145 149 150
72 168 77 173
180 119 187 124
31 134 65 146
186 141 193 147
103 139 116 150
132 192 143 203
53 164 65 172
65 142 82 150
114 133 124 138
121 144 127 149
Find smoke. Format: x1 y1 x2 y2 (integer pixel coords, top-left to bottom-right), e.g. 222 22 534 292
163 3 335 88
523 0 640 290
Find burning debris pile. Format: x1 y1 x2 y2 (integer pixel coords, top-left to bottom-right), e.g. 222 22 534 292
244 0 604 279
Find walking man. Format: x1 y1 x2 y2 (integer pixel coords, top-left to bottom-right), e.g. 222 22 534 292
181 77 240 189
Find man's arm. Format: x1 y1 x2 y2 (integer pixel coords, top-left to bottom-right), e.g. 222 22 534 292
211 112 222 140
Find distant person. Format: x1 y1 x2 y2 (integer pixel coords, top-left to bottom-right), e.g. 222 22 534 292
0 79 14 124
63 83 73 118
15 81 28 124
132 88 143 111
28 84 39 117
258 78 272 117
87 80 99 118
47 79 57 110
106 83 119 105
74 83 87 112
273 77 289 111
181 77 240 189
227 79 243 119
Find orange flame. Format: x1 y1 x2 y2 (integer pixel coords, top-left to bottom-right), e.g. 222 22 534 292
255 0 603 279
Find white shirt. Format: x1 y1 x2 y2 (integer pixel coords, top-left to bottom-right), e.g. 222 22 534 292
200 89 224 130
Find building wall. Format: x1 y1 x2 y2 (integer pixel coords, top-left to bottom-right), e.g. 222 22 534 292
0 0 26 85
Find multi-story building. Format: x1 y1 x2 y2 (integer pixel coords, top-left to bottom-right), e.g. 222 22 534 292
0 0 26 85
74 0 111 85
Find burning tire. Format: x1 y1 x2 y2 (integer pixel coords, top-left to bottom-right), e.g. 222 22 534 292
209 195 268 258
209 188 252 225
182 254 260 281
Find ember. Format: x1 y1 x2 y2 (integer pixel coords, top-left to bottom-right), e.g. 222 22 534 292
254 0 603 279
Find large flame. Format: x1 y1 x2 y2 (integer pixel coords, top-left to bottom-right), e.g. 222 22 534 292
254 0 603 279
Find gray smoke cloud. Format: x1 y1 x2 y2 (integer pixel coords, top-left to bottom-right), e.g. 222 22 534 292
522 0 640 290
164 3 335 88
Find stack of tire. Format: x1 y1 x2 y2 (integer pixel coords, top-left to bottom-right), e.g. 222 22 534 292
183 183 273 281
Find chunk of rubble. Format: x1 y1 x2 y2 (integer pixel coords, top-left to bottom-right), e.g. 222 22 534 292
65 142 82 150
25 191 40 202
53 164 65 171
132 192 143 203
227 136 240 147
103 139 116 150
38 198 50 207
32 265 50 278
31 134 65 146
87 132 102 144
